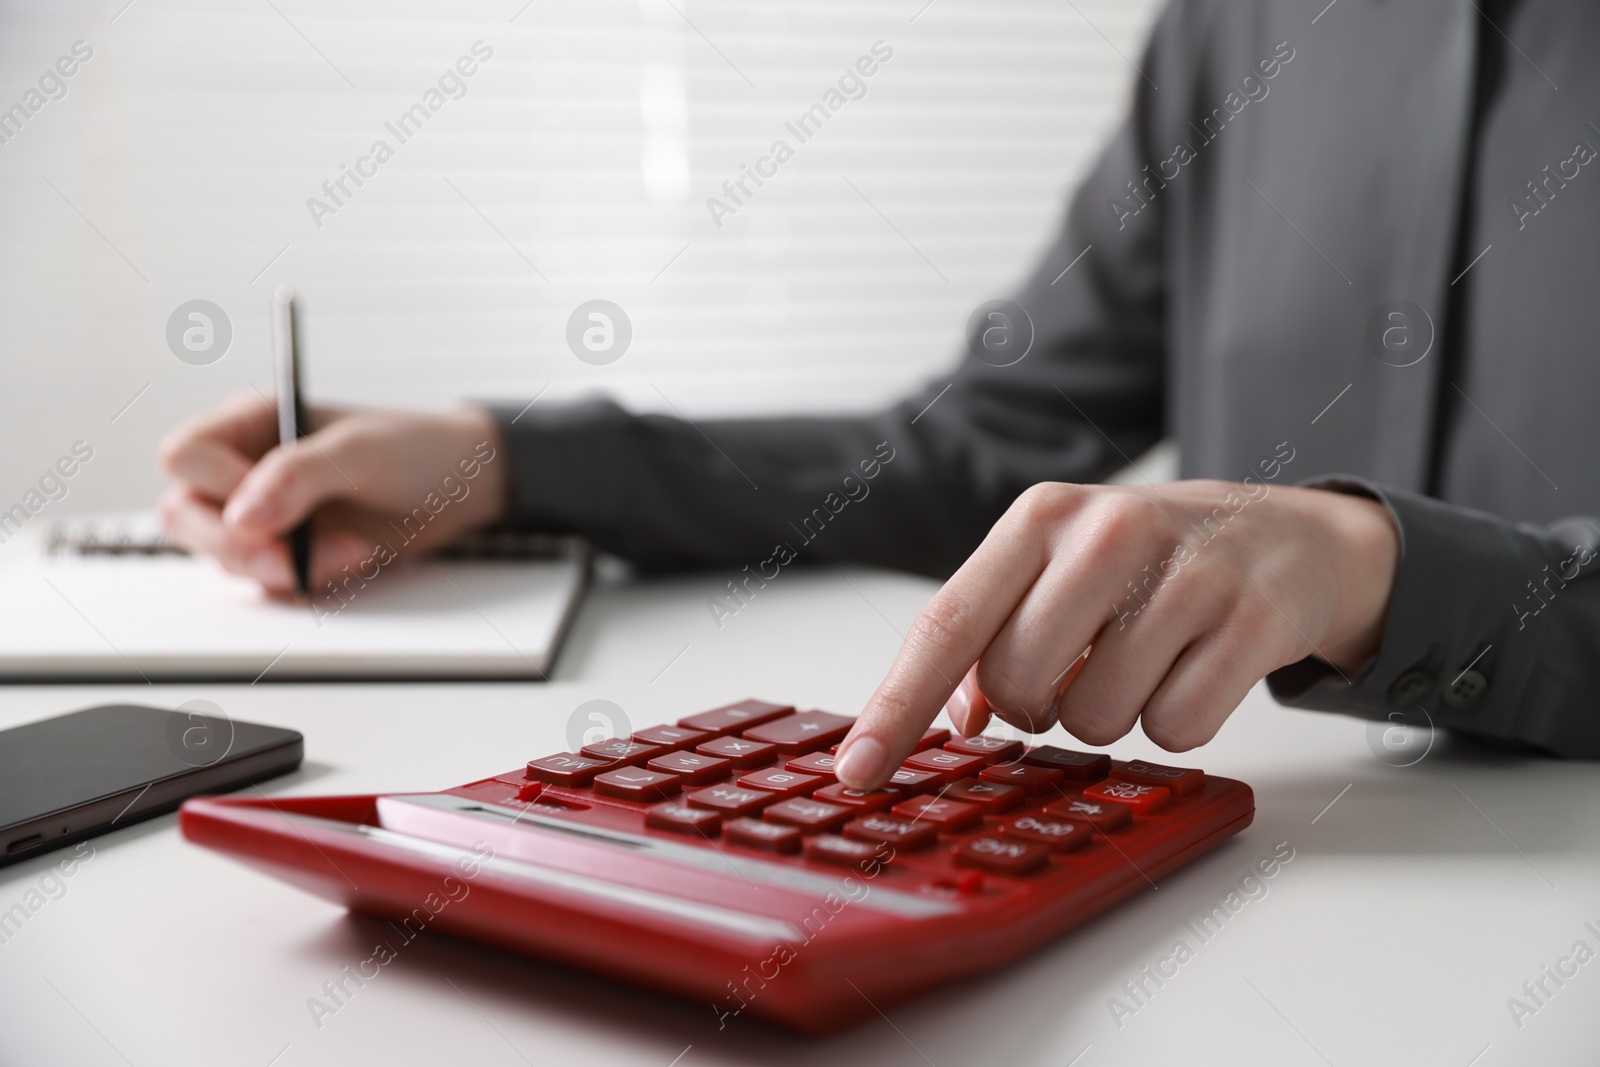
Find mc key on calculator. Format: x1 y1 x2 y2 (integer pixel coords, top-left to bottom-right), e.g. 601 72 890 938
181 699 1254 1033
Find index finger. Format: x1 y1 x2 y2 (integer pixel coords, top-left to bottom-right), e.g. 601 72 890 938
834 521 1048 790
158 391 282 498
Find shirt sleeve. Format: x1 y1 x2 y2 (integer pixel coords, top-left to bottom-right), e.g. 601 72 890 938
487 4 1199 577
1267 476 1600 757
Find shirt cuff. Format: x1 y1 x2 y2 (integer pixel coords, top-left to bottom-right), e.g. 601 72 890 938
1265 475 1557 749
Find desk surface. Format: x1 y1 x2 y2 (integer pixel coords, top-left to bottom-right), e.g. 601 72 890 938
1 566 1596 1067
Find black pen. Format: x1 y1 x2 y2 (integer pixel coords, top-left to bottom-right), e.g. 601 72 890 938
270 285 312 600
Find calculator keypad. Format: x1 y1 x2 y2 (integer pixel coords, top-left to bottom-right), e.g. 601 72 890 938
525 752 614 787
645 801 722 837
763 797 852 832
593 767 681 801
1043 794 1133 832
678 699 794 735
956 835 1049 875
739 768 823 797
1084 779 1171 814
891 795 982 831
646 751 732 785
724 817 802 853
511 704 1209 887
741 711 854 754
696 736 777 768
581 739 663 765
998 814 1091 852
633 724 712 748
1117 759 1205 796
978 763 1064 795
843 814 938 852
685 784 772 816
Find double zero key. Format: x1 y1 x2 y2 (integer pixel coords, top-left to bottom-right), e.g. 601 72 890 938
955 835 1050 876
998 814 1090 853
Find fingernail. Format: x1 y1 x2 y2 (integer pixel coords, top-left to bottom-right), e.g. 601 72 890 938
225 491 276 529
248 548 287 585
835 736 888 789
946 686 973 734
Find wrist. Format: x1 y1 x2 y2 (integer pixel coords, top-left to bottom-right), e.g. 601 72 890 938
1302 487 1400 672
450 404 510 530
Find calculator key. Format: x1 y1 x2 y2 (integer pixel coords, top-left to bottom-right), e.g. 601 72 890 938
955 835 1049 876
999 814 1090 853
1084 779 1170 814
593 768 681 801
633 724 712 748
724 817 802 854
646 751 732 785
685 784 774 816
813 783 900 811
1021 745 1111 782
742 711 855 754
739 768 823 797
696 736 777 769
943 778 1024 813
843 814 939 852
515 781 545 802
803 834 883 867
580 738 663 765
1118 759 1205 797
762 797 852 832
525 752 614 787
891 795 982 832
944 735 1026 764
913 726 951 752
978 763 1064 796
645 802 722 837
885 766 942 793
1043 795 1132 832
678 699 795 735
904 749 985 783
785 751 839 780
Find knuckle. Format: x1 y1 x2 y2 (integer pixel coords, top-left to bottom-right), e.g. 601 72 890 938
907 590 975 662
1087 489 1163 544
262 452 307 499
1223 592 1291 654
155 431 189 475
1007 482 1077 532
862 678 925 734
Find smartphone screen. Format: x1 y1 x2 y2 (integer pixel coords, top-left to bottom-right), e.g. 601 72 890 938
0 704 302 866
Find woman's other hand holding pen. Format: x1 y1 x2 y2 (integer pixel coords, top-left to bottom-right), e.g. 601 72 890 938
157 392 508 597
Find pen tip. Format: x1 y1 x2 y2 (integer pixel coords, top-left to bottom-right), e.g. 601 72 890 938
273 284 294 305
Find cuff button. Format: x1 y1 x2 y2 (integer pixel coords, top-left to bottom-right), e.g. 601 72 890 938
1387 669 1435 705
1442 668 1488 711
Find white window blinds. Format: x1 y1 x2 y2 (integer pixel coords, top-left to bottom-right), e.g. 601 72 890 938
0 0 1160 510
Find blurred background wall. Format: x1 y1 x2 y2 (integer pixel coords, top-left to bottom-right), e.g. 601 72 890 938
0 0 1162 516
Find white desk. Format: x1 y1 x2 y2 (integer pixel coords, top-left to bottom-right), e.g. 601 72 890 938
2 566 1597 1067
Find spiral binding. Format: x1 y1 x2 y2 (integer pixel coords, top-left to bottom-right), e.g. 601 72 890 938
43 516 587 562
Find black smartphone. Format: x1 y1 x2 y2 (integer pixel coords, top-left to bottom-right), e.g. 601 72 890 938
0 703 303 867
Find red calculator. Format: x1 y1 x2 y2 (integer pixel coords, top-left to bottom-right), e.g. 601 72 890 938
180 699 1253 1034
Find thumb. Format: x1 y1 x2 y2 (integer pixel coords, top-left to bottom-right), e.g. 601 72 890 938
222 430 360 537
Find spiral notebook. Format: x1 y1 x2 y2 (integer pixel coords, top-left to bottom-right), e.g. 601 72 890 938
0 515 590 681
